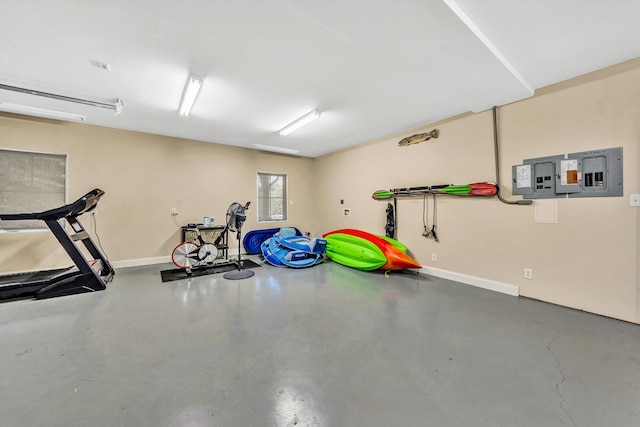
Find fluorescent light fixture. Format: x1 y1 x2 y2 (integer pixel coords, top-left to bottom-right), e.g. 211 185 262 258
179 74 203 116
0 102 86 122
252 143 300 155
0 83 124 115
114 98 124 115
279 109 321 136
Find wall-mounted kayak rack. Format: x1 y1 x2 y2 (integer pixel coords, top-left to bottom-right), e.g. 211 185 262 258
372 182 498 200
372 182 499 242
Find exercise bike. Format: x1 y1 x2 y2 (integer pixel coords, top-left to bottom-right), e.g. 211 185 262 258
171 227 227 275
170 201 251 277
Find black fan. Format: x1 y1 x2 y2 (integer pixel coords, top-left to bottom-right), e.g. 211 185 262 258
223 201 254 280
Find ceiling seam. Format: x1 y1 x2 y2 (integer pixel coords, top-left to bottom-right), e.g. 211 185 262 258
442 0 534 96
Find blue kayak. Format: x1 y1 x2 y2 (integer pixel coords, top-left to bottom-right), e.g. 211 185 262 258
260 228 326 268
243 227 302 254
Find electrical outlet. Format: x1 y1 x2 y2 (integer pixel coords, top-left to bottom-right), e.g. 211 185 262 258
343 208 351 216
431 253 437 262
629 194 640 207
171 208 178 216
524 268 533 279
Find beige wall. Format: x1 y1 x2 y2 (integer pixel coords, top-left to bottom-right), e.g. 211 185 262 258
314 61 640 324
0 118 314 272
1 61 638 324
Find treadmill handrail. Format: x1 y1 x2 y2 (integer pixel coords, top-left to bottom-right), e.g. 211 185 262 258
0 189 104 222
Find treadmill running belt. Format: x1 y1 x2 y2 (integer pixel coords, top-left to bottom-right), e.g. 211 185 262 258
0 267 73 287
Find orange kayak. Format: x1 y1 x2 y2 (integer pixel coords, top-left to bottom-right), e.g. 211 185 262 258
323 228 421 270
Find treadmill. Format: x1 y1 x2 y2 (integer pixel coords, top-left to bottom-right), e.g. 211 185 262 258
0 188 115 300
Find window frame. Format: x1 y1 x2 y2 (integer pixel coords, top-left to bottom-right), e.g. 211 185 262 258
256 172 288 223
0 147 68 232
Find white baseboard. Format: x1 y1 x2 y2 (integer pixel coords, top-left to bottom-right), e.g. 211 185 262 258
420 266 519 296
111 256 171 269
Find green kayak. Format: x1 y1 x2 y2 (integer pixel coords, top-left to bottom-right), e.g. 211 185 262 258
378 235 407 253
324 233 387 271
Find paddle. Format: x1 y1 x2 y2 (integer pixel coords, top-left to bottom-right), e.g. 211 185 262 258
372 184 451 200
372 190 394 200
372 183 496 199
469 182 498 195
436 184 471 195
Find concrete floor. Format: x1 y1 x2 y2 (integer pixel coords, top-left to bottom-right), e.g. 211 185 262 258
0 259 639 427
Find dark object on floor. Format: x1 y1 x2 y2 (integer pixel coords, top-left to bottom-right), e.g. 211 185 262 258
160 259 261 283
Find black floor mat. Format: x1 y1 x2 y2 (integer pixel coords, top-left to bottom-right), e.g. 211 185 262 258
160 259 261 282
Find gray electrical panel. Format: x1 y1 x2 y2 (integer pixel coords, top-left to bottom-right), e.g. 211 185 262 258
511 147 623 199
513 155 564 199
567 147 623 198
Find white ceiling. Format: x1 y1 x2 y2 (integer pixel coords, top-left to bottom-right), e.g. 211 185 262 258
1 0 639 158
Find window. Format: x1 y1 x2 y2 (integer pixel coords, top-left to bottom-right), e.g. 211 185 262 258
257 172 287 222
0 148 67 231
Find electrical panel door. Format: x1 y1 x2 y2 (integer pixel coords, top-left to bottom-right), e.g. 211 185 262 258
521 155 564 199
567 147 623 198
555 158 581 194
